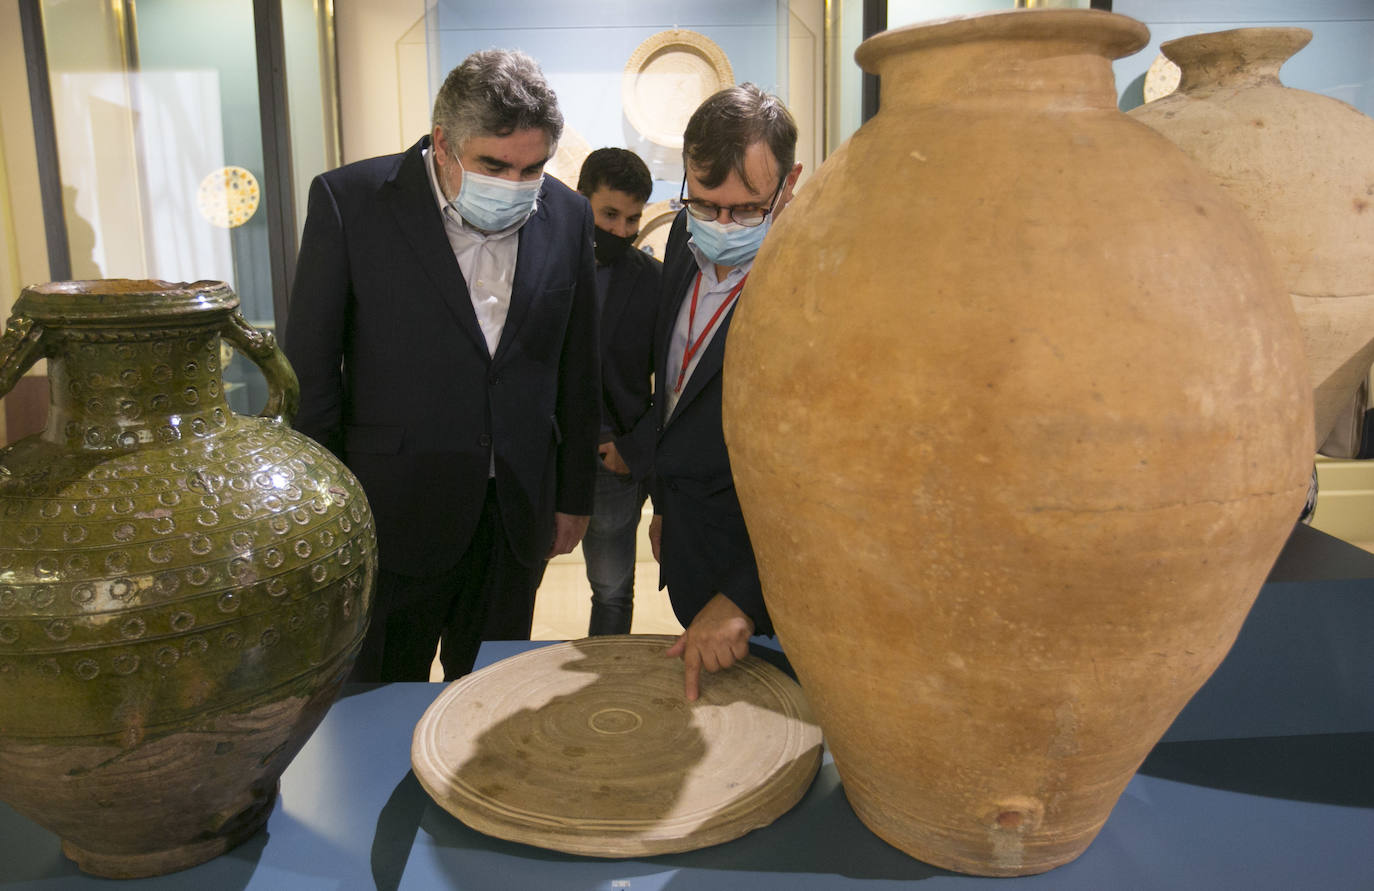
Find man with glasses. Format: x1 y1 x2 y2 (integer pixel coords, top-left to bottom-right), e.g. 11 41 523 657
631 84 802 699
285 49 599 683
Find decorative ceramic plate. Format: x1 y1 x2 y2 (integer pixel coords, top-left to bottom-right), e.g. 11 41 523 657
632 200 679 260
411 635 822 857
1143 53 1181 103
544 124 592 191
622 29 734 150
197 166 260 228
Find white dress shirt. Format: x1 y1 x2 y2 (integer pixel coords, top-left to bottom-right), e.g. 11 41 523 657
425 147 532 477
663 240 753 420
424 147 525 357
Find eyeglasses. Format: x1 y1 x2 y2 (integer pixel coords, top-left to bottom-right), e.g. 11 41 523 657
677 174 784 228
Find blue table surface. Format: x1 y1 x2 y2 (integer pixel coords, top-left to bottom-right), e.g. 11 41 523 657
3 644 1371 890
3 525 1373 889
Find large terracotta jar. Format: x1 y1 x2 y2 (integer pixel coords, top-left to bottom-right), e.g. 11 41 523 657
0 280 377 877
1130 28 1374 446
722 10 1312 877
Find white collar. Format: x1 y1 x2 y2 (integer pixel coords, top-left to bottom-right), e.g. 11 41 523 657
686 238 754 287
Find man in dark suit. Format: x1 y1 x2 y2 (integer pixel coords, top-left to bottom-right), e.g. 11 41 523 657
634 85 802 699
285 49 599 682
574 148 661 635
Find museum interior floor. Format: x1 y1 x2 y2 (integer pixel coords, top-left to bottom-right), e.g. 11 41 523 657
428 507 681 681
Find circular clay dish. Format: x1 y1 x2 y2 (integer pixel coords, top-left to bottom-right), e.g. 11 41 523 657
411 635 822 857
633 200 679 260
622 29 734 150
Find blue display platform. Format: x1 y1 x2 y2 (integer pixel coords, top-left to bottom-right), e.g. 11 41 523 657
2 525 1371 889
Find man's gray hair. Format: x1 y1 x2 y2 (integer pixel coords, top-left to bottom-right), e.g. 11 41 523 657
432 49 564 153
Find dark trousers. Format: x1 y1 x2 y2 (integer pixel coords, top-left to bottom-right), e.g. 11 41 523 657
478 554 543 644
583 462 646 635
349 480 540 683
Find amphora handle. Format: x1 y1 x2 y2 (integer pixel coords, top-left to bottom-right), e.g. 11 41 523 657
220 311 300 425
0 316 47 402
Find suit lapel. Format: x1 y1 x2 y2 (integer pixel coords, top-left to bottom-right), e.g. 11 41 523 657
657 211 754 429
672 297 736 417
381 137 489 357
656 221 698 429
495 186 554 364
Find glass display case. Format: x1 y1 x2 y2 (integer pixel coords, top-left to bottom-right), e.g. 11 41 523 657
28 0 340 416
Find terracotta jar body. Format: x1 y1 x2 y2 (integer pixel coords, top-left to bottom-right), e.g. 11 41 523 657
722 10 1312 877
1130 28 1374 445
0 280 377 878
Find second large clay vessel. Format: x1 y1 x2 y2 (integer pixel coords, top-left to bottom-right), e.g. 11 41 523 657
1130 27 1374 446
723 10 1312 876
0 280 377 877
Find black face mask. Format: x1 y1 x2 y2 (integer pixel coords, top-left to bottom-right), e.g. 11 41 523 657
593 226 637 266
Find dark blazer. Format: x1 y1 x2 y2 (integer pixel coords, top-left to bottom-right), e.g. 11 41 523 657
600 245 661 481
632 211 772 635
285 136 599 576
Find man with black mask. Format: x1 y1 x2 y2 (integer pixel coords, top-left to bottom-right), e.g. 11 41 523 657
575 148 661 635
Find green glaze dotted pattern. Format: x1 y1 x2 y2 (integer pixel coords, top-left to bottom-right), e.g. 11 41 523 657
0 279 378 878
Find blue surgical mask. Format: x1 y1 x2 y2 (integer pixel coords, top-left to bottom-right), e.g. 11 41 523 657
686 213 772 267
453 161 542 232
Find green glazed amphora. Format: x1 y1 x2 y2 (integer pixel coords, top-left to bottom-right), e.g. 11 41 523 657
0 279 377 878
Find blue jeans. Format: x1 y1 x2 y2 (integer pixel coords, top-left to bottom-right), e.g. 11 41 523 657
583 462 646 635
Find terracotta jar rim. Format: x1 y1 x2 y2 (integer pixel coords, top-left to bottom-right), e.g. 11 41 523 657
1160 27 1313 86
855 8 1149 76
16 279 238 325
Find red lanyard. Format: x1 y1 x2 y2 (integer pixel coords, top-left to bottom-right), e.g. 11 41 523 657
674 271 748 393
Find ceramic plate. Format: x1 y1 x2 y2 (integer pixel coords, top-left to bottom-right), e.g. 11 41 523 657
1143 53 1181 103
196 166 260 228
622 30 734 150
412 635 822 857
632 200 679 261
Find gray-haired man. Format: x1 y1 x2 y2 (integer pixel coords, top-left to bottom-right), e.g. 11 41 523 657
286 49 599 682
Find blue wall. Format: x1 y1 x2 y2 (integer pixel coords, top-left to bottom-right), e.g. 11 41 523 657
426 0 783 203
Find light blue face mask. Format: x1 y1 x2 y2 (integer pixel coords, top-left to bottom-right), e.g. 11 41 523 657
685 213 772 267
452 162 542 232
